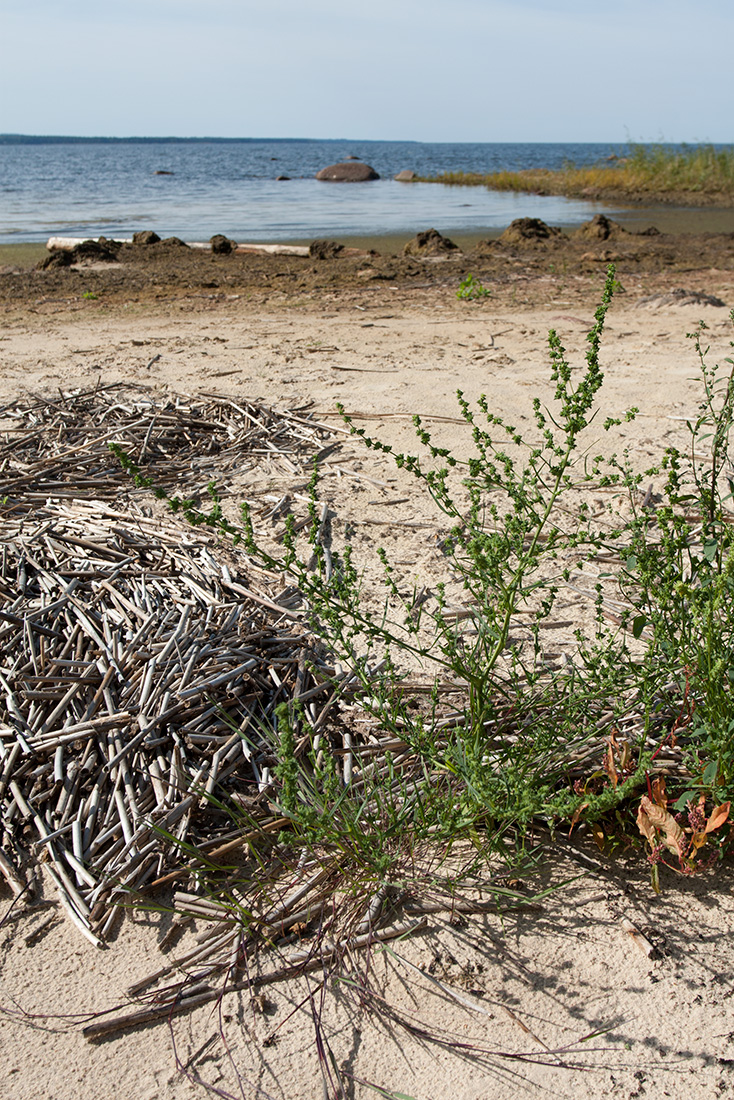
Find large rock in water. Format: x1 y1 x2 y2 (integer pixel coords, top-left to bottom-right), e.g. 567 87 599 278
499 218 560 244
403 228 460 255
316 161 380 182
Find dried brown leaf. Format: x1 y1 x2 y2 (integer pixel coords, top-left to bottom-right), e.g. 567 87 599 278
603 739 619 788
705 801 731 834
651 776 667 810
636 801 657 846
691 830 708 851
638 796 687 859
619 740 632 773
569 801 590 836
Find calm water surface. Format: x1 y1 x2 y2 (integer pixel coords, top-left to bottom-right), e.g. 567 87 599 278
0 139 634 244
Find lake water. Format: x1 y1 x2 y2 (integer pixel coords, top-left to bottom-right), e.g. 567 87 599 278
0 138 632 244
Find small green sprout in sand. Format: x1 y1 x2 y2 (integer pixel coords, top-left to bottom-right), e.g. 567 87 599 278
456 274 490 300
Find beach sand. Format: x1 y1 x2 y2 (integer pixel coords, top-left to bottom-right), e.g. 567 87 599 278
2 229 734 1099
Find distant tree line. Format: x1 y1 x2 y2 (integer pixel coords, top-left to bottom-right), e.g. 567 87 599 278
0 135 327 145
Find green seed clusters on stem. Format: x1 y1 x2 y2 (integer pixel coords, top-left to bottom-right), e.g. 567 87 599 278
112 267 734 884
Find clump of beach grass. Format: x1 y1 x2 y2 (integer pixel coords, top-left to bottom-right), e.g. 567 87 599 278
424 143 734 203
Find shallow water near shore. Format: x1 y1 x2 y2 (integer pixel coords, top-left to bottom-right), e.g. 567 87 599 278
0 138 643 244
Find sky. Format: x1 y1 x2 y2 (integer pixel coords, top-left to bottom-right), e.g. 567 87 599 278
1 0 731 143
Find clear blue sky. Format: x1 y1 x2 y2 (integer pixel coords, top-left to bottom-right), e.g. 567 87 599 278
1 0 731 142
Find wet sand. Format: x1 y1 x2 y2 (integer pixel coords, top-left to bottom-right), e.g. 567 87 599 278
1 198 732 272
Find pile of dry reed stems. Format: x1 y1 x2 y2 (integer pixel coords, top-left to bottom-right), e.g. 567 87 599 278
0 385 688 1039
0 390 396 978
0 382 338 508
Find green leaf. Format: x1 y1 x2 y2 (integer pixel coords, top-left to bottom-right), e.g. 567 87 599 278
626 555 638 572
703 760 719 785
703 539 718 562
674 790 698 811
632 614 646 639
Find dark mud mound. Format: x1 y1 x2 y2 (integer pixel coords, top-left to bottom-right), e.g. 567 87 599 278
499 218 561 245
403 229 460 256
637 287 727 308
132 230 161 245
309 240 345 260
210 234 237 255
575 214 628 241
37 239 121 270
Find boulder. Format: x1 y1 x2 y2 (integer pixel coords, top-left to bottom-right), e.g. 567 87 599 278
159 237 189 249
575 214 627 241
309 240 344 260
316 162 380 182
210 234 236 254
394 169 417 182
275 175 291 181
403 228 459 256
133 230 161 246
499 218 561 245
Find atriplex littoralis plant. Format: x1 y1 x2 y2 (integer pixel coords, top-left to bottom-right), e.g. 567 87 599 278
614 317 734 802
112 268 734 840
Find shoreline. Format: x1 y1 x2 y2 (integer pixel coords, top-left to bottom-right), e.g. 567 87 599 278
2 205 733 271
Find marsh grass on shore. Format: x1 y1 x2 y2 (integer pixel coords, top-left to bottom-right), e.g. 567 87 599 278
425 144 734 203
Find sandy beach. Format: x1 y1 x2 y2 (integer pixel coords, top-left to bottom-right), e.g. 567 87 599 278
2 224 734 1100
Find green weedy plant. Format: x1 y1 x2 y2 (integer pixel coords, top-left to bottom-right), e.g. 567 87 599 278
118 270 626 831
112 269 734 874
332 265 649 828
613 317 734 804
456 273 490 300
